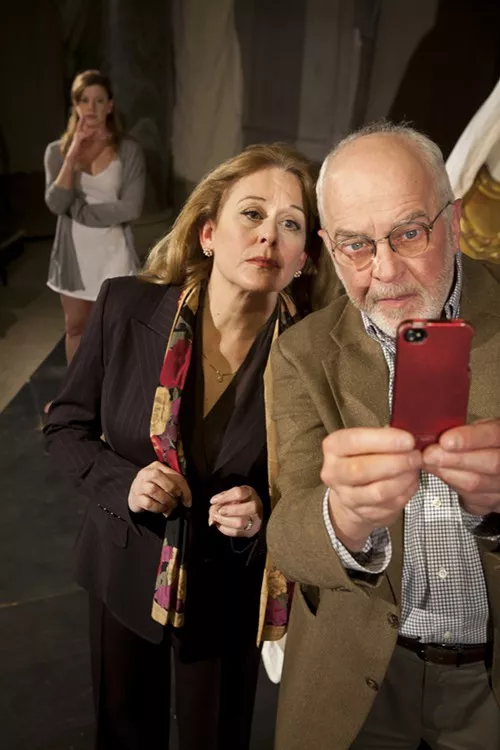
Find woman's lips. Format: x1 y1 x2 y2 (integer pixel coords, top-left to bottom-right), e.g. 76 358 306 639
246 257 280 269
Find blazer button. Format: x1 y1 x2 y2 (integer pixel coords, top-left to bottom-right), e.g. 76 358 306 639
387 613 399 629
365 677 379 692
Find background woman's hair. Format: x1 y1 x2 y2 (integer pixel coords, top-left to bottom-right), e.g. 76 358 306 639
60 69 123 154
140 142 321 316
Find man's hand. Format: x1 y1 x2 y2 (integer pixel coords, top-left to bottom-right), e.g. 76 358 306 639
209 486 263 538
321 427 422 552
128 461 192 515
423 418 500 516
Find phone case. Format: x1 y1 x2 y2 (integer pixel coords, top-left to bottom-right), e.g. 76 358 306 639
390 319 474 449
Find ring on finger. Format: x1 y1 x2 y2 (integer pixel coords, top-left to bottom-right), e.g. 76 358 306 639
244 517 254 532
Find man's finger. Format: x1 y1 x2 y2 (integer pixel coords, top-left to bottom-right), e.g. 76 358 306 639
323 427 415 458
439 419 500 452
336 470 419 513
423 446 500 475
323 450 421 488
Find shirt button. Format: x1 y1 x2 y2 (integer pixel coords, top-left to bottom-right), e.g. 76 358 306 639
387 613 399 629
437 567 448 580
431 497 442 509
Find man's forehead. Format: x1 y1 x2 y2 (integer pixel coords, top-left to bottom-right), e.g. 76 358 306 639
322 146 436 224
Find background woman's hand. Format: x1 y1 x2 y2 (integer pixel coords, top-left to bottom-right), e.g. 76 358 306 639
66 116 98 163
208 486 263 538
128 461 192 516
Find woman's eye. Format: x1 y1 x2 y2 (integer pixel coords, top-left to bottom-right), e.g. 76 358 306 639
283 218 301 231
242 209 262 221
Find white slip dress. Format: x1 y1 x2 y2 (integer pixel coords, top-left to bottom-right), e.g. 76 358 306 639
48 159 137 301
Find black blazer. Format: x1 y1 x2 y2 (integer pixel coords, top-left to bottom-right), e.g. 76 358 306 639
45 277 183 643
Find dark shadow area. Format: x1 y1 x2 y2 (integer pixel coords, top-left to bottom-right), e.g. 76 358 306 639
0 339 278 749
389 0 500 157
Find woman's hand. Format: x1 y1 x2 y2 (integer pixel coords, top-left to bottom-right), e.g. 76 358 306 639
128 461 192 516
66 116 99 164
208 486 264 538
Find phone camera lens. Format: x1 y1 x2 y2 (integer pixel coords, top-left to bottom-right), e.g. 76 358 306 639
404 328 427 343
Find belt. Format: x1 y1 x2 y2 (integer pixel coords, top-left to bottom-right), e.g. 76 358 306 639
397 634 490 667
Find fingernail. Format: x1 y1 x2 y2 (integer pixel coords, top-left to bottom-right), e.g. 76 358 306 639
442 435 460 450
399 435 414 450
208 517 214 527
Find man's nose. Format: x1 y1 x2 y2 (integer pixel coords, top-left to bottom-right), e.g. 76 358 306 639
371 238 405 282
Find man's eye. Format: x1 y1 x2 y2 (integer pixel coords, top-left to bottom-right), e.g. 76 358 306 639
403 227 424 241
340 239 371 253
393 225 426 243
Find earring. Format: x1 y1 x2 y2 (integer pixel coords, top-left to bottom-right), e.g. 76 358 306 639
294 269 302 278
203 247 213 258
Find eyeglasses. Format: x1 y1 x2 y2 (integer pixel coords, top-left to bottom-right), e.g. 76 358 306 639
325 201 452 271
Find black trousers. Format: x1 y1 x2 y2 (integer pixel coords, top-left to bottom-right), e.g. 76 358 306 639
88 596 262 750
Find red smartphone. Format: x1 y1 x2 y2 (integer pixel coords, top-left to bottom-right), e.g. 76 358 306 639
390 319 474 449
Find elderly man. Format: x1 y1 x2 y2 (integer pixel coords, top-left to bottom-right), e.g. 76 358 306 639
267 122 500 749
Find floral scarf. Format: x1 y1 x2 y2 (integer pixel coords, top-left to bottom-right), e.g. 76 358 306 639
150 283 297 636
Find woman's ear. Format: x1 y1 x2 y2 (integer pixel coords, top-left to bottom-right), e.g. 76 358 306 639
199 220 215 249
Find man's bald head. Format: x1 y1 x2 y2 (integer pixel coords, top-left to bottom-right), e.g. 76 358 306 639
317 123 454 227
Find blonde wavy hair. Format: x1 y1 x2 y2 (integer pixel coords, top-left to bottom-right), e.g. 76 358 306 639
60 70 123 155
141 143 321 313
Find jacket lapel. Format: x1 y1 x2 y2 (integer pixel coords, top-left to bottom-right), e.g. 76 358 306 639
131 285 182 413
322 301 390 431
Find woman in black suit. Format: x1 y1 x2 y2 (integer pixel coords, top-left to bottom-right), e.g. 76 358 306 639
44 143 319 750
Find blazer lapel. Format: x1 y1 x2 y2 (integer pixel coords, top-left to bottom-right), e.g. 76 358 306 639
131 286 182 413
322 302 390 431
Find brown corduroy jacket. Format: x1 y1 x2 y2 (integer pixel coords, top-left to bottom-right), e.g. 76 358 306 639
267 255 500 750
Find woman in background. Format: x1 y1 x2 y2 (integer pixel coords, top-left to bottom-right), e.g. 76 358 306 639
44 142 320 750
44 69 145 365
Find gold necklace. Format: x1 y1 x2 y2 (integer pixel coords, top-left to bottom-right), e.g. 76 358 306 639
202 353 233 383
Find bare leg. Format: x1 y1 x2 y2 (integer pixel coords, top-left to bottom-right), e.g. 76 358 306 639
60 294 94 364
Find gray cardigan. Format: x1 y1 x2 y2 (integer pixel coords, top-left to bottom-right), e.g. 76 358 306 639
44 137 145 292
